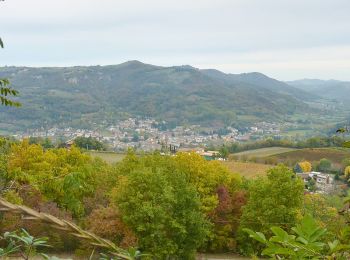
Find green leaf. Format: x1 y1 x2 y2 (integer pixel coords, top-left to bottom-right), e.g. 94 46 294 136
242 228 267 244
270 226 291 241
328 240 339 252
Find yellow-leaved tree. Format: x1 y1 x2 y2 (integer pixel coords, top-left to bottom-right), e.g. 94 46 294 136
298 161 312 173
7 140 96 217
344 166 350 182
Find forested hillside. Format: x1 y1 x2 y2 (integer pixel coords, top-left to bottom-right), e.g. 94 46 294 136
0 61 314 131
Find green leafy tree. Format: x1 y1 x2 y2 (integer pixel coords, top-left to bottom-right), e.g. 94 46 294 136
111 167 210 259
219 145 229 159
28 137 54 149
74 136 105 151
342 158 350 169
317 158 332 173
111 152 243 253
306 177 316 192
0 37 20 107
0 78 20 107
303 194 346 241
238 165 304 255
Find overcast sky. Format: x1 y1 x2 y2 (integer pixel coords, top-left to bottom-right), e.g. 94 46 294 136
1 0 350 80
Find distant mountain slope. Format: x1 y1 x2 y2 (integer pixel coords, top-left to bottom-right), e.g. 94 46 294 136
201 69 315 101
287 79 350 102
0 61 311 131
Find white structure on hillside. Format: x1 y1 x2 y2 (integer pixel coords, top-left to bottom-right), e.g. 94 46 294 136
297 171 334 193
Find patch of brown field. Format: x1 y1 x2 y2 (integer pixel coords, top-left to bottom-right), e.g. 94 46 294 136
222 161 272 178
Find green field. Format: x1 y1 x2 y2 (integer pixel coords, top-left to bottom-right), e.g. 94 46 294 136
87 151 126 163
231 147 298 159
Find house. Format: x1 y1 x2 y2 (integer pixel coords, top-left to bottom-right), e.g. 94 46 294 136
297 171 334 193
199 150 220 161
169 142 180 154
64 139 75 149
315 173 331 185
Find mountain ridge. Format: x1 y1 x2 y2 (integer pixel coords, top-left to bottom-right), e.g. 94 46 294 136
0 61 314 132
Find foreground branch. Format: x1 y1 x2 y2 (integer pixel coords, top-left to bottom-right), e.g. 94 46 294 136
0 198 133 260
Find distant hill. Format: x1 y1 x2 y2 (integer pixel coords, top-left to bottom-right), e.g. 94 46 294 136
201 69 315 101
287 79 350 102
0 61 313 132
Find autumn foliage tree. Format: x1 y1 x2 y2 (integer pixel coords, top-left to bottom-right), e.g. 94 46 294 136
207 186 247 252
86 206 137 248
344 166 350 182
294 160 312 173
6 140 98 217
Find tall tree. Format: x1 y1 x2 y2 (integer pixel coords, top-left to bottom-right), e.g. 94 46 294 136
317 158 332 172
238 165 304 255
111 167 210 259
